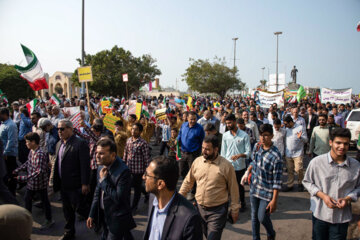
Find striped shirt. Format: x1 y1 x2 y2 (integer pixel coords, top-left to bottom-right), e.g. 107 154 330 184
123 137 150 174
250 143 283 201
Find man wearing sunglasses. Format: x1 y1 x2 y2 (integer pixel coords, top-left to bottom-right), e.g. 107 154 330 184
53 119 90 240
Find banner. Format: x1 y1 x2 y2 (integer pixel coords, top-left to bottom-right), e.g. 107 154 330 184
258 91 284 108
103 114 120 133
155 108 167 120
101 100 112 114
62 106 80 117
320 88 352 104
135 102 142 120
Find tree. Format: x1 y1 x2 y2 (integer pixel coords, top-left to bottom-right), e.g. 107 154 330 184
71 45 161 97
182 57 244 98
0 63 35 102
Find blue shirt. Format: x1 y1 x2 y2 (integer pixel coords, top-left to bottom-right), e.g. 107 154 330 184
284 123 308 158
18 114 32 141
177 122 205 153
221 129 251 171
250 143 283 201
0 118 18 156
46 126 60 155
149 193 176 240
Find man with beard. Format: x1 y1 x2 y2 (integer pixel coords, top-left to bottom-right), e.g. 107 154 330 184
180 135 239 240
143 156 202 240
308 113 331 158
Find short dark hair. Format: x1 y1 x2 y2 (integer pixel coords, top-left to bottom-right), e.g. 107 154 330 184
318 113 328 120
152 156 179 191
0 107 10 116
188 111 197 117
283 115 294 123
31 112 41 118
236 118 245 124
97 138 117 153
225 114 236 121
129 114 137 120
330 128 351 141
203 134 219 149
273 119 282 125
250 112 257 118
271 111 278 118
134 122 143 132
204 123 216 132
91 123 103 133
114 120 123 127
21 108 29 117
171 128 178 133
259 124 273 135
24 132 40 145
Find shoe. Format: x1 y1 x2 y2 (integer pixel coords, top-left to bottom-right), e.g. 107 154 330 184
40 219 55 230
281 186 293 192
267 232 276 240
298 184 304 192
186 193 195 201
58 232 75 240
239 203 247 212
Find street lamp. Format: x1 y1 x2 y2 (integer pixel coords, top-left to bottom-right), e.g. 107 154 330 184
261 67 265 81
232 37 239 69
81 0 85 96
274 31 282 92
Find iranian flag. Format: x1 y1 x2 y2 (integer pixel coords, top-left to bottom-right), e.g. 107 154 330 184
142 101 150 118
26 99 38 114
14 44 49 91
176 141 181 161
50 94 61 105
357 21 360 32
0 89 8 106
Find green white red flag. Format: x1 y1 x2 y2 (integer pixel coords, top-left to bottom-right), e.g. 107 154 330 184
50 94 61 105
26 99 38 115
176 141 181 161
14 44 48 91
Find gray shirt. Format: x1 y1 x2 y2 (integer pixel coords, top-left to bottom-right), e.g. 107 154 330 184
303 152 360 224
284 123 308 158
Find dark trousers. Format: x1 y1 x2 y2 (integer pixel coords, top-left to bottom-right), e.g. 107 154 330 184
100 209 134 240
131 173 147 210
179 149 201 194
235 169 246 205
18 140 30 164
250 195 275 240
24 188 52 220
159 141 169 156
0 177 18 205
61 188 82 234
312 215 348 240
4 156 17 195
197 202 228 240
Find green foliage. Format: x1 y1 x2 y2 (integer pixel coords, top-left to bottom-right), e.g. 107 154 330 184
0 63 35 102
71 45 161 96
182 57 244 98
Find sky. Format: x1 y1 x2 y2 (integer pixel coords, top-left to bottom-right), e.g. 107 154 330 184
1 0 360 93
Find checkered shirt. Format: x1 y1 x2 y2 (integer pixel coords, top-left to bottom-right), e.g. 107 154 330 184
250 143 283 201
74 125 99 170
123 137 150 174
14 147 49 191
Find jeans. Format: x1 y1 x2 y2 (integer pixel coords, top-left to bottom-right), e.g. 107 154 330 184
24 188 52 221
250 195 275 240
312 215 348 240
159 141 169 156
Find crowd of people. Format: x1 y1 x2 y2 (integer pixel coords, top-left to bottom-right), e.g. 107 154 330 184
0 93 359 240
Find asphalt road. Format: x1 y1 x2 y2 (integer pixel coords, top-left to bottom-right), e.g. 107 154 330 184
22 146 358 240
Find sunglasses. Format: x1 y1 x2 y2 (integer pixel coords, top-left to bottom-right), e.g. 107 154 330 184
58 127 66 132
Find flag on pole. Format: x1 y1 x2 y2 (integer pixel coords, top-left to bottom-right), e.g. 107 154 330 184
14 44 48 91
69 111 82 130
142 101 150 118
26 99 38 115
0 89 8 106
176 141 182 161
315 92 320 104
49 94 61 105
357 21 360 32
297 85 306 103
149 81 152 91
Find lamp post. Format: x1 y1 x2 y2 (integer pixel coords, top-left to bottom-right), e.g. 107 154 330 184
274 31 282 92
232 37 239 69
261 67 265 81
81 0 85 96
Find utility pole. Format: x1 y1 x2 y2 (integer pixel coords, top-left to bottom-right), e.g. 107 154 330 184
261 67 265 81
274 32 282 92
232 37 239 69
81 0 85 97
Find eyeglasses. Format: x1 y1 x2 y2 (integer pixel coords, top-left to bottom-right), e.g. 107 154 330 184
143 171 158 179
58 127 66 132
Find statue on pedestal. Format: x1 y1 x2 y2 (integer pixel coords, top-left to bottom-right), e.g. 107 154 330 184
291 66 298 84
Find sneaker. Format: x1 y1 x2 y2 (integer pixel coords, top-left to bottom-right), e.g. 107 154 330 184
40 219 55 229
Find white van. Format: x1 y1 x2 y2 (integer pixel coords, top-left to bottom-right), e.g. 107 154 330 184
345 108 360 145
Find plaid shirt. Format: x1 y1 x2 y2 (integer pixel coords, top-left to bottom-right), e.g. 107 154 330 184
123 137 150 174
14 147 49 190
74 125 99 170
250 143 283 201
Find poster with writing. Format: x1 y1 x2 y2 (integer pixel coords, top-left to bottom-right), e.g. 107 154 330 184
258 91 284 108
103 114 120 133
321 88 352 104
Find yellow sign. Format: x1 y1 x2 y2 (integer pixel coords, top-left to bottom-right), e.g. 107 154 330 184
103 114 120 133
101 100 112 114
155 108 167 120
77 66 93 82
135 103 142 120
187 97 193 110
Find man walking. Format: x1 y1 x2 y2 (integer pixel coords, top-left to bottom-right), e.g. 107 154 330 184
53 119 90 240
303 128 360 239
221 114 251 211
144 156 202 240
180 135 240 240
308 113 331 158
87 138 136 240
